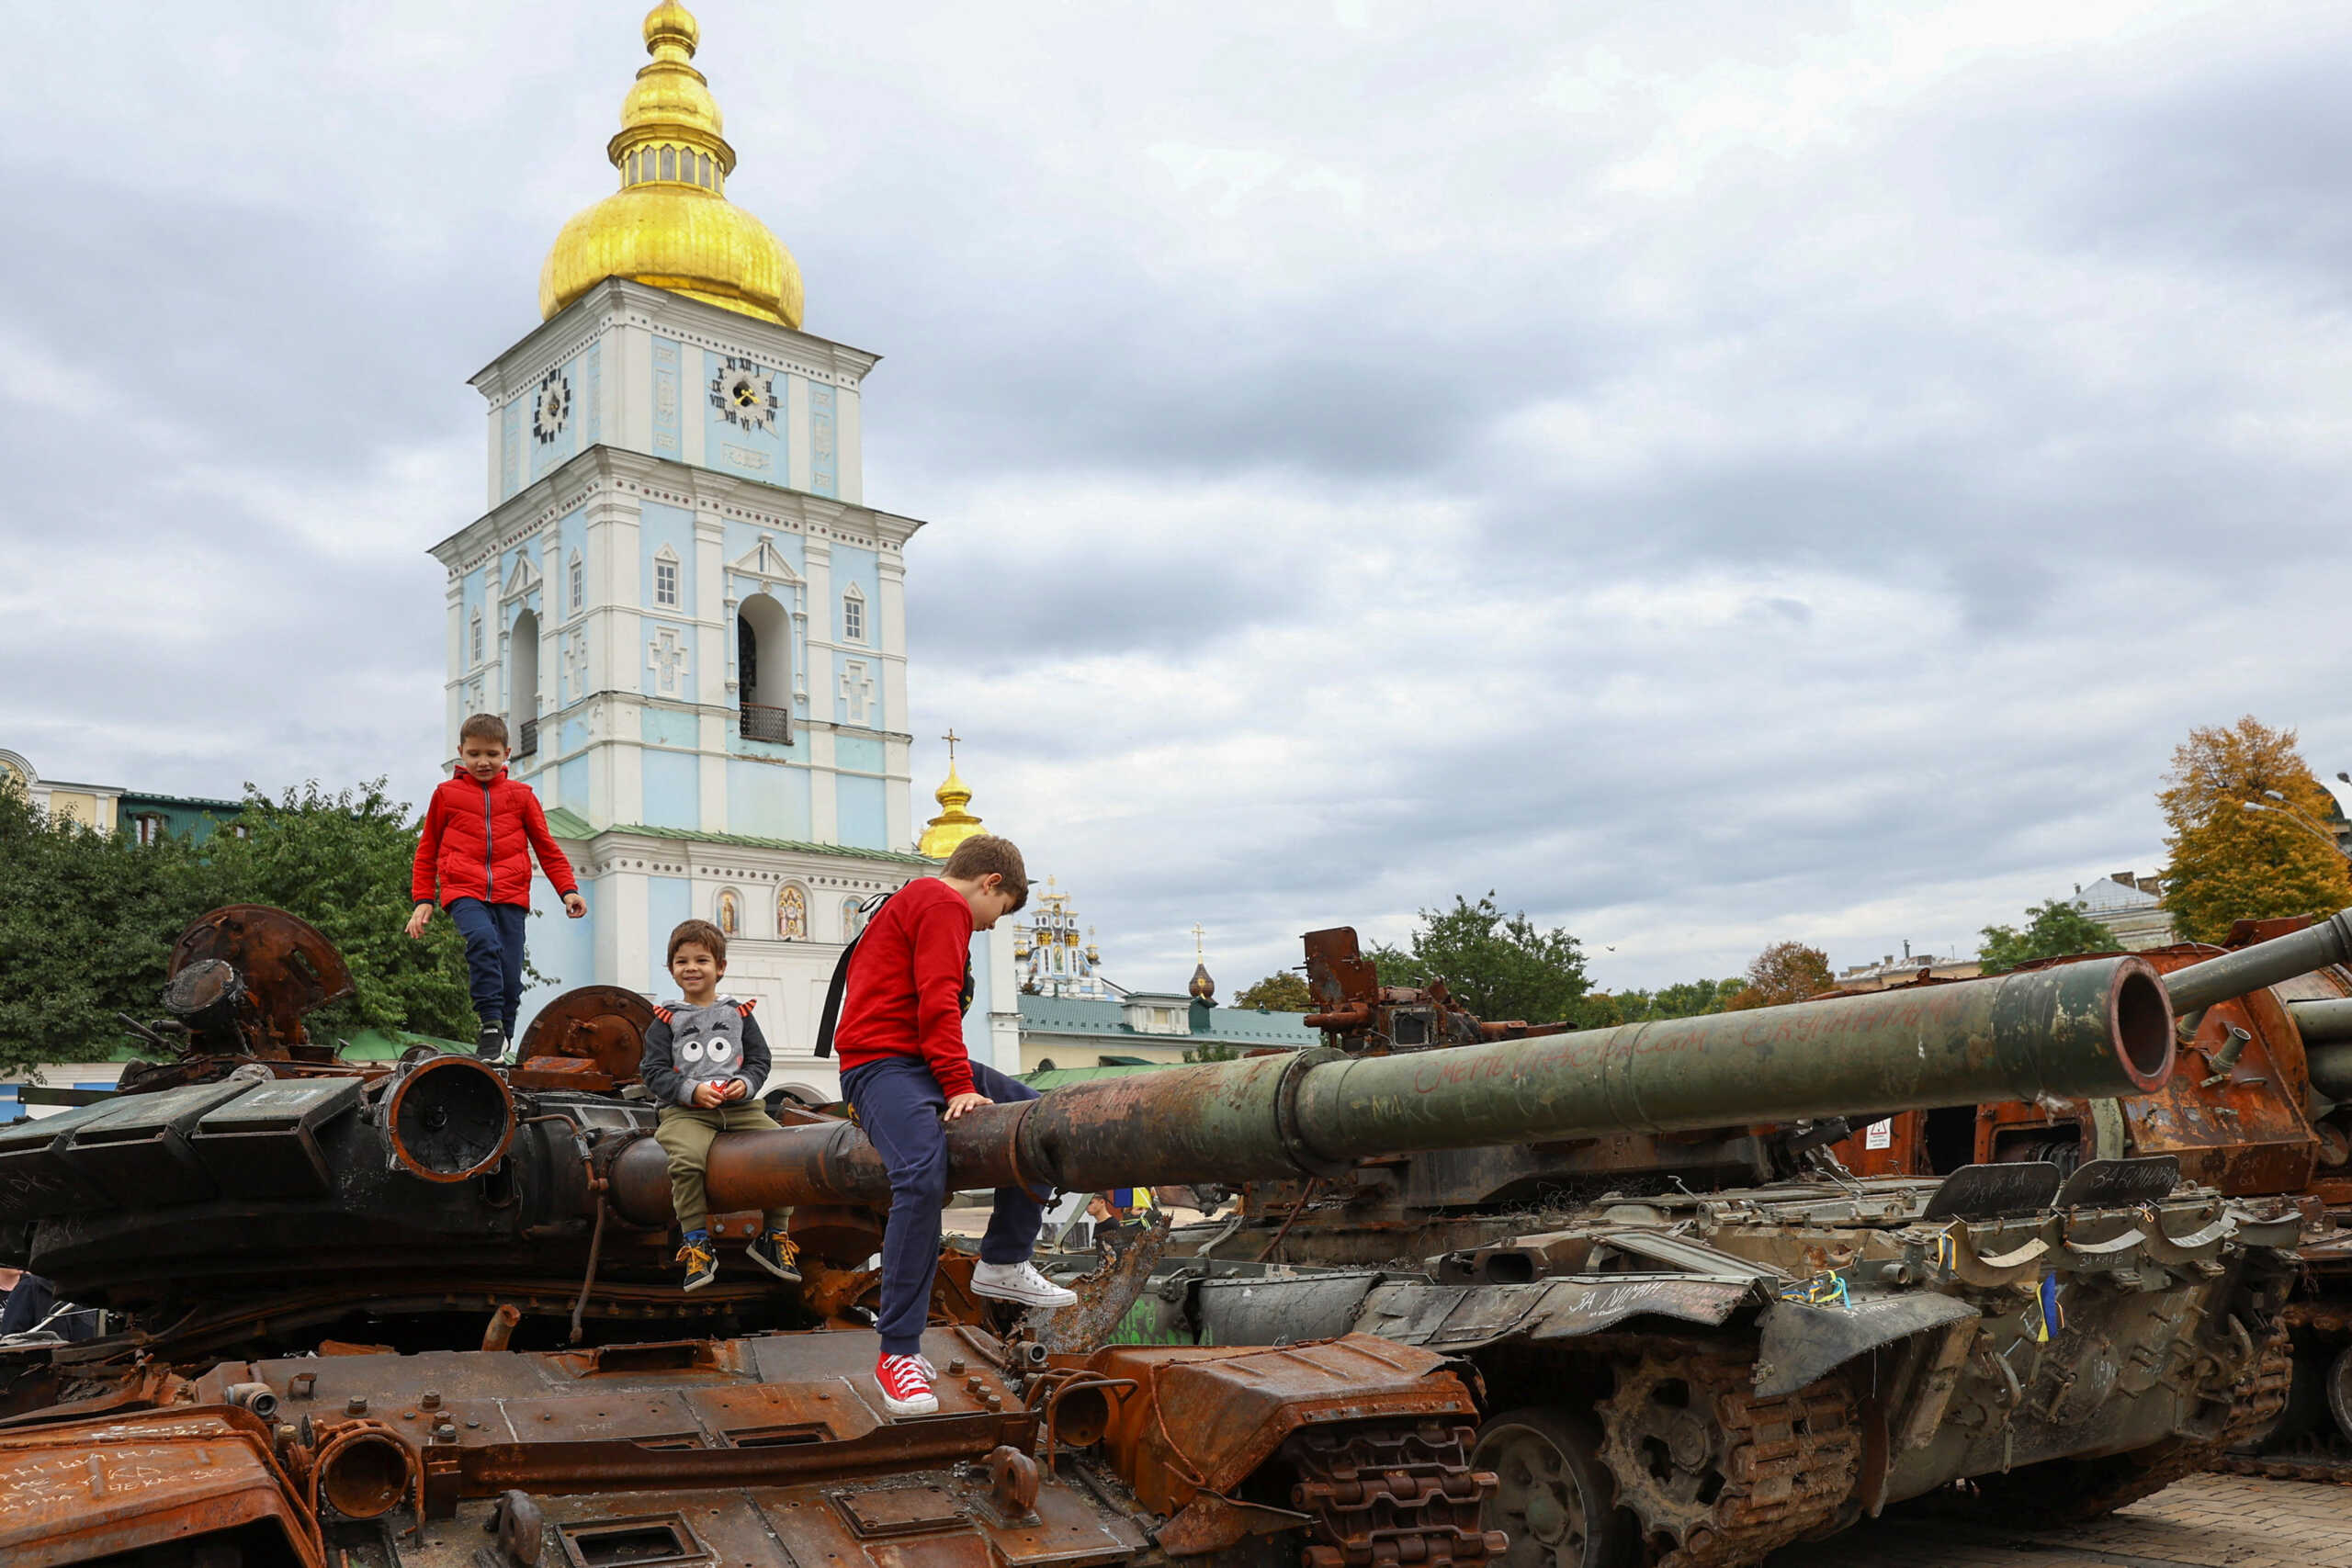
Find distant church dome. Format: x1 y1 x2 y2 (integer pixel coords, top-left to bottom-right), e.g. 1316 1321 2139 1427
917 738 986 860
1189 962 1216 1003
538 4 805 328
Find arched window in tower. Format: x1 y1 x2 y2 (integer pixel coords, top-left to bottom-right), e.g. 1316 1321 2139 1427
653 547 680 608
567 550 583 615
660 146 677 181
716 888 741 939
778 883 808 942
736 591 791 743
509 606 540 758
842 582 866 645
469 607 483 666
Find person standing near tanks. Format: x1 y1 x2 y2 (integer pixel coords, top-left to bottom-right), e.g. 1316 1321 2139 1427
827 835 1077 1416
639 919 802 1292
403 713 586 1058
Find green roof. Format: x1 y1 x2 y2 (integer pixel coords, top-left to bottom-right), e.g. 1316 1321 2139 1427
337 1027 471 1060
542 807 937 867
1016 994 1322 1047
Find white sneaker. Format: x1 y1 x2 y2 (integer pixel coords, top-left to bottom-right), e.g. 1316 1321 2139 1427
970 1259 1079 1309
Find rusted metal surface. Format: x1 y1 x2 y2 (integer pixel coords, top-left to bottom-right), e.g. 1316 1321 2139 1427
164 904 353 1055
511 984 657 1092
0 1326 1515 1568
1027 1212 1173 1354
1088 1337 1483 1516
1599 1351 1858 1568
0 1407 323 1568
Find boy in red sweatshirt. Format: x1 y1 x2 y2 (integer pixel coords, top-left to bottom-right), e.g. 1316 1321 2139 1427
831 834 1075 1416
404 713 586 1058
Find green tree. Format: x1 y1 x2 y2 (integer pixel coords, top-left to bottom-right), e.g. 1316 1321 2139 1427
1976 899 2122 976
1234 972 1314 1012
1723 941 1835 1010
1611 977 1743 1021
0 780 211 1073
1366 893 1605 1026
2159 716 2352 945
1182 1041 1242 1064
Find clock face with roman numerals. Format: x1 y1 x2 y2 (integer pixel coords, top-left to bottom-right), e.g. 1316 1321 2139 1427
709 355 778 434
532 368 571 446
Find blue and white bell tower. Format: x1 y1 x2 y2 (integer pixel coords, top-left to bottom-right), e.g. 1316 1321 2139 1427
424 4 986 1093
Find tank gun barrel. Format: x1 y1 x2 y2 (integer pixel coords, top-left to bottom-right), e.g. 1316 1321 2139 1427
2290 997 2352 1046
2164 908 2352 1014
607 954 2174 1228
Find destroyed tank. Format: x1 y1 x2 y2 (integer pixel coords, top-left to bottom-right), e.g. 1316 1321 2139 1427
1123 926 2308 1568
0 905 2189 1568
1816 909 2352 1484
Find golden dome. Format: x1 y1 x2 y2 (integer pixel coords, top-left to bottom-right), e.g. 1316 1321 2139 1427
538 4 804 328
918 762 986 860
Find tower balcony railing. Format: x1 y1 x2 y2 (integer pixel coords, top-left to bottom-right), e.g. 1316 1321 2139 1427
516 718 540 759
741 704 792 744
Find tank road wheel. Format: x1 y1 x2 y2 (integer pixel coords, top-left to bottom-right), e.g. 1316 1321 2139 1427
1473 1408 1634 1568
2327 1346 2352 1445
1597 1355 1859 1568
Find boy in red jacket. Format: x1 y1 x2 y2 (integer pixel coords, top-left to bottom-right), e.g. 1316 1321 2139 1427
404 714 586 1058
831 834 1076 1416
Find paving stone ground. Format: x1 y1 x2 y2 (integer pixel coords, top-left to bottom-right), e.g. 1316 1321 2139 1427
1763 1473 2349 1567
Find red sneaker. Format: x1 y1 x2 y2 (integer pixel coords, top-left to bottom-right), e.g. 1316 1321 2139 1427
876 1352 938 1417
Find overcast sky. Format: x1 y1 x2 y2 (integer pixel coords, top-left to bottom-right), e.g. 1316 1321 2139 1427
6 0 2350 998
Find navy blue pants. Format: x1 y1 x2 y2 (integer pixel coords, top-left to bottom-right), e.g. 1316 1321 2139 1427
447 897 528 1032
842 1055 1044 1356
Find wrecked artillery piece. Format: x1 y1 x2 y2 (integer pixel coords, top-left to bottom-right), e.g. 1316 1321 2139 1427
0 904 2235 1568
1122 923 2318 1568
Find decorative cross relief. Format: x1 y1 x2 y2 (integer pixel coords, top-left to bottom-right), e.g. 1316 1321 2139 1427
648 627 691 696
839 660 876 726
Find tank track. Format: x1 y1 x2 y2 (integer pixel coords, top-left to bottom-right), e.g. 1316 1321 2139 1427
2214 1300 2352 1483
1289 1419 1508 1568
1950 1324 2292 1525
1596 1352 1860 1568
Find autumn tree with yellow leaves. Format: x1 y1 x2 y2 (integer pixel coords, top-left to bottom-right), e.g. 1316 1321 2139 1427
2159 716 2352 945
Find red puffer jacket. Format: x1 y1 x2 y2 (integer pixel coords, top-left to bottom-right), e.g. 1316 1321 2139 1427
410 768 579 909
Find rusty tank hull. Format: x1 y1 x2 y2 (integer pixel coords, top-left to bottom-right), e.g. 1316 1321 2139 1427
1111 927 2306 1568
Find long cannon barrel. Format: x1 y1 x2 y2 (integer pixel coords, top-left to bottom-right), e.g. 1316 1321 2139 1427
2165 908 2352 1013
608 953 2174 1227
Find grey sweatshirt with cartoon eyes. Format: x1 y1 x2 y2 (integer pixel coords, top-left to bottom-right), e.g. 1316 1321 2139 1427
639 998 772 1108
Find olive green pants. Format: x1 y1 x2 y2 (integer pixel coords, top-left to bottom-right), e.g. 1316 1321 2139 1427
654 1102 790 1235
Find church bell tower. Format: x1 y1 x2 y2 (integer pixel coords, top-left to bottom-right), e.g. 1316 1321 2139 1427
426 5 986 1089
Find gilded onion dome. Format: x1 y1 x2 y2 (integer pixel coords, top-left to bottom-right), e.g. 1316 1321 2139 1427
538 4 805 328
918 761 986 860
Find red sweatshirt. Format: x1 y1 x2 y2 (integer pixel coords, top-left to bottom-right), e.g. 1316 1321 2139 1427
410 768 579 910
832 878 978 1099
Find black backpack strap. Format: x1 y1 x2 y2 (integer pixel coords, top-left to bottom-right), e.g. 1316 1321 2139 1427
814 886 899 1058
